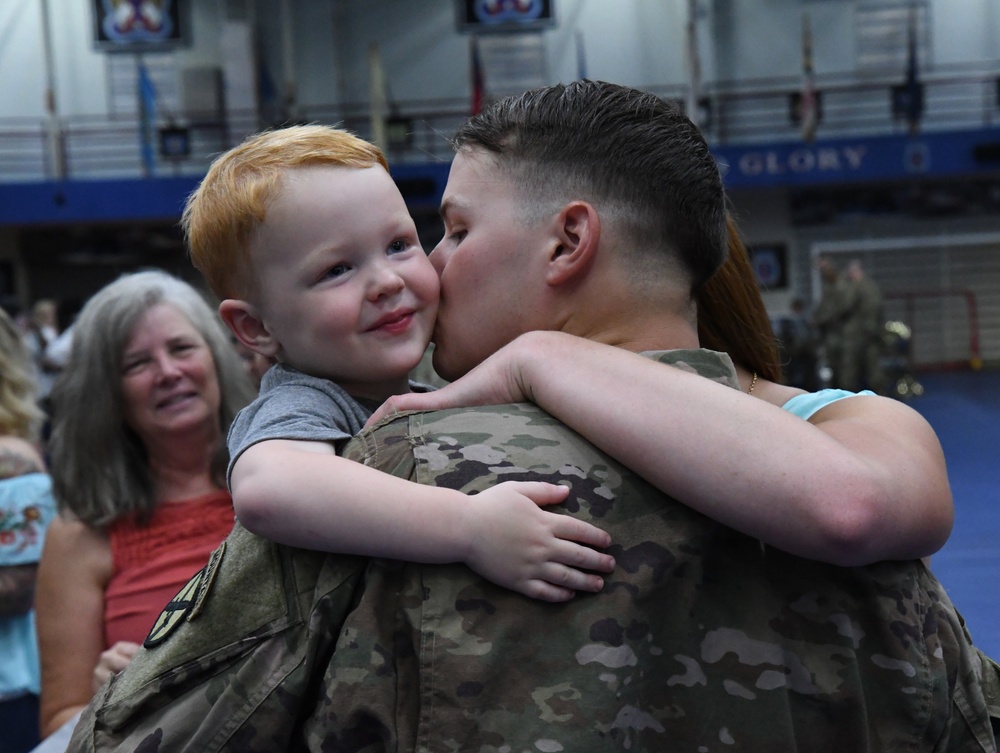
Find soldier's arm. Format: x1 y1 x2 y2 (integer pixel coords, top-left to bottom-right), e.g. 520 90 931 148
370 330 953 566
231 439 613 602
36 515 113 738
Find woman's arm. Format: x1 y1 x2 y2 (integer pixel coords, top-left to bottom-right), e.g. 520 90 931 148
371 330 953 566
231 441 614 602
36 515 113 737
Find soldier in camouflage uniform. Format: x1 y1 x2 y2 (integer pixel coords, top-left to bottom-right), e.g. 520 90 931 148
841 259 887 393
67 81 1000 751
813 257 854 389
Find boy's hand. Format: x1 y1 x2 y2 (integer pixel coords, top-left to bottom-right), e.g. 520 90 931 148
462 481 614 602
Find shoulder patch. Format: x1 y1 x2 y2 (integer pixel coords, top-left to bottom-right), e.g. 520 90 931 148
143 541 227 648
144 567 202 648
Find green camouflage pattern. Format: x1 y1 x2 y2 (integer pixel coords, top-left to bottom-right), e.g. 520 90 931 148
66 349 999 752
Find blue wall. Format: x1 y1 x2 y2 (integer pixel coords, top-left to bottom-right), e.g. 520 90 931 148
3 127 997 227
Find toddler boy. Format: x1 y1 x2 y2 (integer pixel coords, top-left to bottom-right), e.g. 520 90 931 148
182 125 613 601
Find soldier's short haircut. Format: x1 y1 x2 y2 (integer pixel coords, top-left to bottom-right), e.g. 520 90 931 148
451 80 727 290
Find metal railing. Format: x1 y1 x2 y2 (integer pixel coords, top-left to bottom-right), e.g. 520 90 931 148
0 68 997 184
885 289 982 370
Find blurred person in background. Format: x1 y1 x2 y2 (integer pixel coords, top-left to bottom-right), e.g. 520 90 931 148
34 270 255 738
841 259 886 394
772 297 819 391
812 256 851 388
22 300 62 411
0 307 55 753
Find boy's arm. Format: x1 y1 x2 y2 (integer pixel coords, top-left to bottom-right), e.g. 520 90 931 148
230 439 614 602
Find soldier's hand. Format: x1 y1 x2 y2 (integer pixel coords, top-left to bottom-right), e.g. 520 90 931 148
463 481 615 603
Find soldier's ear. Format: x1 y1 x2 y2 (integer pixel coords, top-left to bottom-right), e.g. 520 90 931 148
218 300 281 358
545 201 600 288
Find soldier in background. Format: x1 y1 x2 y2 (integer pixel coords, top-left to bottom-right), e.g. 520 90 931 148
841 259 886 394
812 257 852 388
775 297 819 391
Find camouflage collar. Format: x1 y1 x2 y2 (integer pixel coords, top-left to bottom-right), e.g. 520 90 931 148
638 348 741 391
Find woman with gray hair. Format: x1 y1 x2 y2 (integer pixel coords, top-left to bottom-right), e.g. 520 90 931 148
34 270 255 738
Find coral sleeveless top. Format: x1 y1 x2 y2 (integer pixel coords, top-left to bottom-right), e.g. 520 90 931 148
104 490 234 647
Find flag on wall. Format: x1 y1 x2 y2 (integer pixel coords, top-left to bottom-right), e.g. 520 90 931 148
893 8 924 136
470 36 485 115
137 61 157 175
799 13 819 143
575 29 587 80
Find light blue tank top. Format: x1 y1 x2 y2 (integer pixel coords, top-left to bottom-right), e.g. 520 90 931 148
781 389 876 420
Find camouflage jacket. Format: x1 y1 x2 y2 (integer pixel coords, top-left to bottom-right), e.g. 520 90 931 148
67 349 1000 753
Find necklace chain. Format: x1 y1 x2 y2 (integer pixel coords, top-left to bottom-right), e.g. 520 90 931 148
747 372 758 395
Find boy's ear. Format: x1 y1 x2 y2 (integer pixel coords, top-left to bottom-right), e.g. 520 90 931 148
218 300 280 358
545 201 601 287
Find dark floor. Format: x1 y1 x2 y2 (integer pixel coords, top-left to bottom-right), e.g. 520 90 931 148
909 368 1000 659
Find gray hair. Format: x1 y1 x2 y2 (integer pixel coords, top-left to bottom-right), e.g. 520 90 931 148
48 269 255 528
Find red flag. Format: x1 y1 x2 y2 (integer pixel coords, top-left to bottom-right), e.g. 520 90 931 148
471 36 484 115
800 13 819 143
901 8 923 136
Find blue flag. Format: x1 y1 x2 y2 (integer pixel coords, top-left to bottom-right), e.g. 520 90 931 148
137 62 157 175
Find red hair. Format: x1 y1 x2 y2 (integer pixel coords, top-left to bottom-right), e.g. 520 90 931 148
696 216 782 382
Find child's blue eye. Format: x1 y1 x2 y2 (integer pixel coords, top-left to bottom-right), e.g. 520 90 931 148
449 230 467 243
388 239 408 254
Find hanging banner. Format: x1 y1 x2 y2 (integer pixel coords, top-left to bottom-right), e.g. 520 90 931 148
457 0 554 33
92 0 188 52
713 128 1000 189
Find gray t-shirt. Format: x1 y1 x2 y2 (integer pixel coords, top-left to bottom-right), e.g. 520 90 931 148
226 363 425 488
